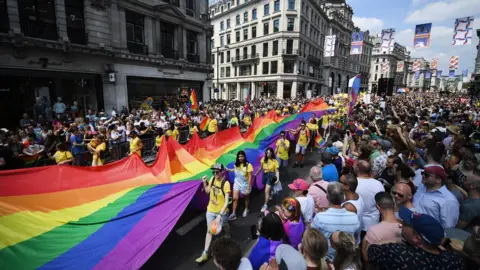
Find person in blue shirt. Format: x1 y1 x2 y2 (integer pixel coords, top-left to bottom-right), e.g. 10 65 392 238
320 152 339 182
70 127 84 166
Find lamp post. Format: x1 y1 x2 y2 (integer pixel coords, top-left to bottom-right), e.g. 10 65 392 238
215 45 229 100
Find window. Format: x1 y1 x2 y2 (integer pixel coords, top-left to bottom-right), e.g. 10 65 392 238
274 0 280 12
263 42 268 57
126 10 146 54
244 11 248 22
212 54 215 64
375 65 378 71
264 4 269 15
220 35 224 46
287 18 294 31
288 0 295 10
252 45 256 55
254 64 257 75
286 39 293 53
374 74 377 81
252 26 257 38
161 22 176 58
243 47 248 59
186 0 195 17
220 21 224 31
236 14 240 25
236 31 240 42
376 58 379 63
187 30 197 54
220 52 224 63
263 22 269 35
65 0 87 44
221 6 224 12
226 67 231 77
271 61 278 74
272 40 278 55
284 60 294 73
227 51 230 62
226 19 230 28
1 0 9 33
273 19 279 32
243 29 248 40
226 34 231 44
252 8 257 20
220 67 225 78
18 0 57 40
263 62 269 74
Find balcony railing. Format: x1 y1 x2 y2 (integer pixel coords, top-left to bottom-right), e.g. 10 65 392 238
186 8 195 17
282 49 300 56
21 19 58 40
127 42 148 55
308 54 321 64
187 53 200 63
68 28 88 45
231 53 259 62
162 48 178 59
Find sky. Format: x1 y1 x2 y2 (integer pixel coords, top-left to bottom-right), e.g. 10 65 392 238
346 0 480 73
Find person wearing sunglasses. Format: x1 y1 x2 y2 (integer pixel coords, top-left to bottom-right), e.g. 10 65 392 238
196 163 231 264
255 147 280 213
413 166 459 228
275 131 290 168
288 120 310 168
392 182 415 216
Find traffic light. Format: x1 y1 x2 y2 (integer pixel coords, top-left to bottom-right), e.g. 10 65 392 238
387 78 394 96
378 78 388 96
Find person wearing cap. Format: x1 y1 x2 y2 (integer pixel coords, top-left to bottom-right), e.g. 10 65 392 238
443 125 460 149
275 131 290 168
413 139 446 187
320 152 339 182
288 179 315 224
325 146 342 175
196 163 231 264
128 130 143 156
367 207 465 270
413 166 460 228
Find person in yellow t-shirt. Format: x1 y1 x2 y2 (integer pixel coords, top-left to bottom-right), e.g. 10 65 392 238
275 131 290 168
155 134 164 150
92 135 107 166
288 120 310 168
189 122 198 138
165 123 179 141
255 111 260 118
306 114 319 152
196 163 231 264
50 143 73 165
129 131 143 156
225 150 253 220
207 114 218 135
254 147 280 213
243 114 252 129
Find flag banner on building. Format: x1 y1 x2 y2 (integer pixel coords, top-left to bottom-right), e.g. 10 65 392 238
397 61 404 72
449 56 459 69
425 72 431 79
350 32 364 55
0 99 338 270
462 69 468 77
380 28 395 53
453 16 474 46
413 23 432 48
431 58 439 69
324 35 336 57
437 70 443 77
415 71 421 80
413 60 421 72
348 74 361 115
382 62 389 73
449 70 455 78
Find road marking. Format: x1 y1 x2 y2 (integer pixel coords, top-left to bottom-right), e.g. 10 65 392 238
176 213 205 236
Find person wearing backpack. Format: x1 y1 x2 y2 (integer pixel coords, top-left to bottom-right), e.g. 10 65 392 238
196 163 231 264
225 150 253 221
289 120 311 168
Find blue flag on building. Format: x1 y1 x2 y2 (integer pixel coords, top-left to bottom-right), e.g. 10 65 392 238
437 70 442 77
425 72 431 79
462 69 468 77
415 71 420 80
449 70 455 78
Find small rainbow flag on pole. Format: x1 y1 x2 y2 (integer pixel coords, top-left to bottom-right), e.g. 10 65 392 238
189 89 198 110
200 116 210 131
314 134 325 149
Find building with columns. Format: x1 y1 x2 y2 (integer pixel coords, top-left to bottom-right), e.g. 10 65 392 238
405 57 432 91
0 0 213 128
368 38 409 93
209 0 330 100
321 0 357 95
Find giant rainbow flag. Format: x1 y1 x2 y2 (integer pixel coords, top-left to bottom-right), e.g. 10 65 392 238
0 99 335 270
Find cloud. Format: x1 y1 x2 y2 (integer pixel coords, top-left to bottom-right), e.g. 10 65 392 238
352 16 384 34
405 0 480 23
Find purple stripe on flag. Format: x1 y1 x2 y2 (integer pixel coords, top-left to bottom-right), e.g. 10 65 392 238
93 180 201 270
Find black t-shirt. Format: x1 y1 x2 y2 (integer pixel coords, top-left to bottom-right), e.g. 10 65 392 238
368 243 465 270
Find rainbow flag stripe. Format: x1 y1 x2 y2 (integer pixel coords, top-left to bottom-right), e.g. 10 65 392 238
0 99 334 269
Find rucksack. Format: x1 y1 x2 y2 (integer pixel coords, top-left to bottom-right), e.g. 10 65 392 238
209 176 232 204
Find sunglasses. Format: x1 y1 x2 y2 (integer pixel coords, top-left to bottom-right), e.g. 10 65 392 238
213 170 221 174
421 172 432 178
392 191 405 198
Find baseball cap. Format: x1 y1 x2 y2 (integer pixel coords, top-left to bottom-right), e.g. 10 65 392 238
288 179 309 191
326 146 340 156
211 163 225 171
377 138 392 151
424 166 447 181
398 207 445 245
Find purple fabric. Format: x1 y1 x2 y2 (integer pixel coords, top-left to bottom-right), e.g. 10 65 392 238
283 218 306 250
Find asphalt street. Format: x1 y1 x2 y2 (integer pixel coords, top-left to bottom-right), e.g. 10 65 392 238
142 151 320 270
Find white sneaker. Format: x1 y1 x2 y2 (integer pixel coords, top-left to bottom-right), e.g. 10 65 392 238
260 204 268 212
242 209 249 217
228 213 237 221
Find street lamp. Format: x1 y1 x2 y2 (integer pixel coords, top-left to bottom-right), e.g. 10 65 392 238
216 45 229 100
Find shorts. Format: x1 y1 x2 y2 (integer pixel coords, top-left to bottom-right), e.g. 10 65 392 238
295 144 307 155
277 158 288 168
233 179 251 195
206 211 228 228
262 172 276 186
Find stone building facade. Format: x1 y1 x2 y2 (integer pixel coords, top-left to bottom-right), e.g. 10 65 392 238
0 0 212 128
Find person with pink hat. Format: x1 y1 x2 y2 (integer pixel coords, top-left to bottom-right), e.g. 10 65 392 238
288 179 315 224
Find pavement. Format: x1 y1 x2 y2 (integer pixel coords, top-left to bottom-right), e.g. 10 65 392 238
141 151 320 270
